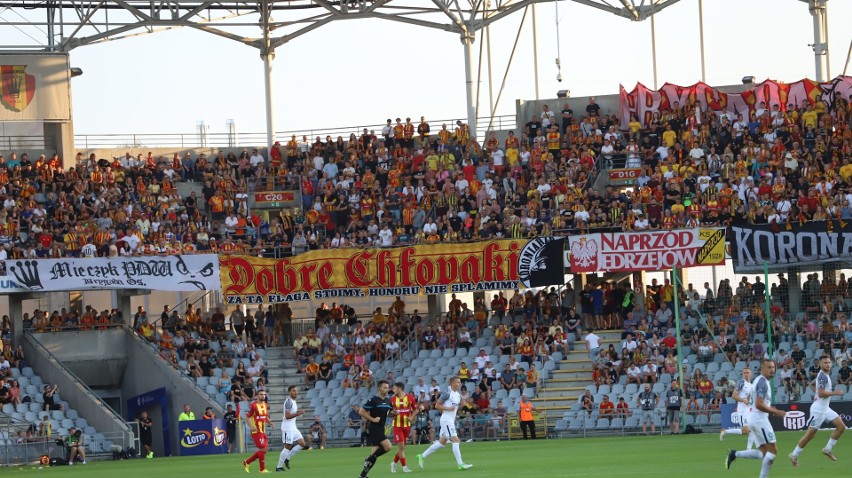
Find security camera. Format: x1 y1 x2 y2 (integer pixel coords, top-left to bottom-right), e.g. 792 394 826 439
556 73 563 83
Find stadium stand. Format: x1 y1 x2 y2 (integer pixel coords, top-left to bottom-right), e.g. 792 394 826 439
2 91 852 448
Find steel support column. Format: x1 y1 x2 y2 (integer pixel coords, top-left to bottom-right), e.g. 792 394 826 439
462 30 478 138
808 0 829 82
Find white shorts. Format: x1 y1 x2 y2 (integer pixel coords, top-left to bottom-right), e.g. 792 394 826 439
732 411 750 428
749 420 776 446
439 422 458 439
807 409 840 429
282 429 303 445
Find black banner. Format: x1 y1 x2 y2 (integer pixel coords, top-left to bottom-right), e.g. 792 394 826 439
729 221 852 273
518 237 566 288
769 401 852 432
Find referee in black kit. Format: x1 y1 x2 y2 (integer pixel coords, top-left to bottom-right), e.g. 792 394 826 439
139 411 154 459
356 380 395 478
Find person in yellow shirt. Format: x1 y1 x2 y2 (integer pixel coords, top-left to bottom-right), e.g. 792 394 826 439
840 159 852 182
662 125 677 148
801 105 818 129
628 114 642 139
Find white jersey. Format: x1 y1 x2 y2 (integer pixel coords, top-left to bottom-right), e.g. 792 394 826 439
734 378 753 414
812 370 833 413
281 397 299 432
749 375 772 422
439 388 461 424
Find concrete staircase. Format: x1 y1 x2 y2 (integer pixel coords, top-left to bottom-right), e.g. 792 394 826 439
532 329 624 412
263 346 314 431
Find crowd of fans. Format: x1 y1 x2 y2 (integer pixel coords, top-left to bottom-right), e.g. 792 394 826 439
578 270 852 418
0 91 850 262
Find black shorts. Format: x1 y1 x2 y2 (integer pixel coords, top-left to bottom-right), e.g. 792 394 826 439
141 432 152 447
366 426 388 447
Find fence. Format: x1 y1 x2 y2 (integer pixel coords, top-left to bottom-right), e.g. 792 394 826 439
0 430 132 466
0 135 57 152
74 115 518 150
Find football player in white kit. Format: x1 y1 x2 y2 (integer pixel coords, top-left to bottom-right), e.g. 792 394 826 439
720 368 757 449
789 355 847 466
726 360 786 478
276 385 307 471
416 377 473 471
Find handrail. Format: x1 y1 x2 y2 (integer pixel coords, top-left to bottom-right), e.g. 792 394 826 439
22 331 135 441
73 114 518 150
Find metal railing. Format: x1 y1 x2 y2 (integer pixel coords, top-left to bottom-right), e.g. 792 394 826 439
23 332 135 449
0 135 56 152
0 430 131 466
74 115 517 150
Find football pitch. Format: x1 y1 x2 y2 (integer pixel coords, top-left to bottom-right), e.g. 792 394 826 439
6 432 848 477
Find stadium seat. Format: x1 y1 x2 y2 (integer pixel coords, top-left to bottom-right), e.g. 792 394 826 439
720 363 733 373
24 411 37 422
434 358 448 367
569 418 585 431
22 367 34 378
65 409 78 419
315 381 327 390
15 404 27 413
61 418 74 429
706 363 719 374
76 418 88 429
595 418 609 430
625 384 638 395
2 403 15 415
197 377 209 387
429 350 442 359
610 417 624 429
30 376 43 387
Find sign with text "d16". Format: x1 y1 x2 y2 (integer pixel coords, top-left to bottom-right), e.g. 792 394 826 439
608 168 641 182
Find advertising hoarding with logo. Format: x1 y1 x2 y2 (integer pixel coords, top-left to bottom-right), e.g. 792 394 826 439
179 419 229 456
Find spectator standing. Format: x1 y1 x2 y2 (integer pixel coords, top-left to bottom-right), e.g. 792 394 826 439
518 394 536 439
665 382 683 435
178 404 195 422
139 411 154 458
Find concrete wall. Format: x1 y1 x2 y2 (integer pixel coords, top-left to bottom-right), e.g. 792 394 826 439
36 330 128 388
23 333 134 447
121 328 225 457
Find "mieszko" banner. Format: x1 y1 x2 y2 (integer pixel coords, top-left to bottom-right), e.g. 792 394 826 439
220 240 525 304
565 228 725 273
6 255 220 291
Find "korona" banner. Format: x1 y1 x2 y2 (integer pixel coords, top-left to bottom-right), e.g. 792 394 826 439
6 255 220 291
729 221 852 273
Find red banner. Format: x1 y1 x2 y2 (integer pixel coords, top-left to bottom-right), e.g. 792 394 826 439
619 76 852 128
608 168 641 182
220 240 524 304
254 191 295 204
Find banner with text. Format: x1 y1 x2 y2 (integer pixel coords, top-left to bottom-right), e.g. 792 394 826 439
619 76 852 129
729 221 852 273
565 228 726 273
5 255 220 291
721 402 852 431
220 240 525 304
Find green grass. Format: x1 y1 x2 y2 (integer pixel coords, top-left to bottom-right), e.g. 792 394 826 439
4 432 848 477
